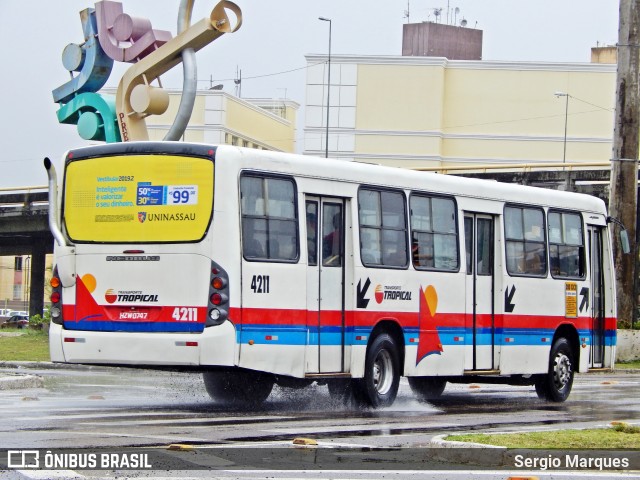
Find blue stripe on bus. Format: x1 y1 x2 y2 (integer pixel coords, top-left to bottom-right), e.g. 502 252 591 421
236 324 616 347
64 321 205 333
64 321 615 346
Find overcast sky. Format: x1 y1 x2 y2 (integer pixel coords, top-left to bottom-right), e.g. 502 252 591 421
0 0 619 188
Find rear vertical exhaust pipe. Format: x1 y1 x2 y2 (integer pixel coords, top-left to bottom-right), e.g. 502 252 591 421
44 157 67 247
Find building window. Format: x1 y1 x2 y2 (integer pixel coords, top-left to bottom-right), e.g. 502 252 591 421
504 205 547 276
358 188 408 268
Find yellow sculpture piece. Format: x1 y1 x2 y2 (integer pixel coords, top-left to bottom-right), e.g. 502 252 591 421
115 1 242 141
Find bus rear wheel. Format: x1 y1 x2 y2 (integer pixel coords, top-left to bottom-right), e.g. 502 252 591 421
353 333 400 408
408 377 447 401
203 369 274 407
534 337 574 402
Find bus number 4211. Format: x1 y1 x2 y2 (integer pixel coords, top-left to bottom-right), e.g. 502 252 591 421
172 307 198 321
251 275 270 293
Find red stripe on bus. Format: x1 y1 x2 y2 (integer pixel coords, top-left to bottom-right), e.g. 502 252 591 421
233 307 615 332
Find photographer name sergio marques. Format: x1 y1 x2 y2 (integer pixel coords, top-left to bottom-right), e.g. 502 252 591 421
514 453 630 471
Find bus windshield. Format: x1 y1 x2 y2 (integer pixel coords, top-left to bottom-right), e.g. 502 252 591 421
63 154 214 243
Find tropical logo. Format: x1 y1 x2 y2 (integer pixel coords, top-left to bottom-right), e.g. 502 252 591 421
375 285 384 304
104 289 159 303
105 288 118 304
374 284 412 304
357 278 413 308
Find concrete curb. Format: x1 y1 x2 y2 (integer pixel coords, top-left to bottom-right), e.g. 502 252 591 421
0 373 44 390
0 361 114 371
429 434 507 467
430 434 505 449
0 361 115 391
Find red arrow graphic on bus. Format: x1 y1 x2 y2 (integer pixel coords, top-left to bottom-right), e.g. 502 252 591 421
416 285 443 364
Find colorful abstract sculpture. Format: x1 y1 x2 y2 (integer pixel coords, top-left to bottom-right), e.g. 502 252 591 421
53 1 242 143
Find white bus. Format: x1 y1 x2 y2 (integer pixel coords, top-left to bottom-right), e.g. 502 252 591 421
45 142 618 407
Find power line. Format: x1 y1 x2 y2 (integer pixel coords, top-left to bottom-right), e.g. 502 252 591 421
569 95 614 112
444 108 609 131
200 61 326 84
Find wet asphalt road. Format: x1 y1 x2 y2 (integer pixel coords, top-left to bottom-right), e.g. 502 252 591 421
0 365 639 478
0 365 638 448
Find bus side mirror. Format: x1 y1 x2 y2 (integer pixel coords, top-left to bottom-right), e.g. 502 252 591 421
620 229 631 254
607 216 631 254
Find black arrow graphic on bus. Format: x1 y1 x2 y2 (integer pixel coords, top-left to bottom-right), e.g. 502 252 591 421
357 278 371 309
579 287 589 313
504 285 516 313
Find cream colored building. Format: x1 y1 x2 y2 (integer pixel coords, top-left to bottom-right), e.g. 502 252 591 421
0 256 23 308
139 89 299 153
303 54 616 169
0 254 53 312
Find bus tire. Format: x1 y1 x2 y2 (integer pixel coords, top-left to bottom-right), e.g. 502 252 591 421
408 377 446 401
353 333 400 408
534 337 574 402
203 369 274 407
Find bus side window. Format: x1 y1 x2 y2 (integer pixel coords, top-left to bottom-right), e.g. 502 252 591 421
464 217 473 274
240 174 299 262
504 205 547 276
358 188 408 268
306 201 318 266
549 210 585 279
410 194 458 271
322 205 343 267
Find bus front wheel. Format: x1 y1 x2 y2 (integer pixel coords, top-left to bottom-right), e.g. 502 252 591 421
203 369 274 407
354 333 400 408
534 337 574 402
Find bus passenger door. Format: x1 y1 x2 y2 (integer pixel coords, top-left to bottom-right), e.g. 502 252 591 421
305 197 346 373
588 226 605 367
464 214 497 371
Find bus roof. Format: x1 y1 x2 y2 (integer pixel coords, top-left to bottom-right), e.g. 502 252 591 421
217 145 607 216
65 141 607 216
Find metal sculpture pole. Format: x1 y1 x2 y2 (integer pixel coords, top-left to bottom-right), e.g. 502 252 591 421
164 0 197 141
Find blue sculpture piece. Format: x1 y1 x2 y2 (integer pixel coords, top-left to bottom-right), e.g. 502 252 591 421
52 7 119 142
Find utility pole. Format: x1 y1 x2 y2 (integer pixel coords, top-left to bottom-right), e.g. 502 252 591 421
609 0 639 327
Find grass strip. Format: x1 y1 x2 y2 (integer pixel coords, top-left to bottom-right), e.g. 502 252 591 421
0 329 50 361
447 424 640 449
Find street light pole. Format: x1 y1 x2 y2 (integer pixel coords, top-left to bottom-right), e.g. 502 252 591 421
554 92 570 163
319 17 332 158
